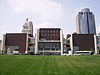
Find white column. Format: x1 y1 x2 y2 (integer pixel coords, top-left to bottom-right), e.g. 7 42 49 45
25 34 28 53
0 38 3 54
2 34 6 54
60 29 63 55
94 35 98 55
70 34 74 55
0 42 1 53
35 29 39 54
7 46 11 54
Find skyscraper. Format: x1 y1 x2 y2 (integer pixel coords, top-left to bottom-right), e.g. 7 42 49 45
22 18 33 36
76 8 96 34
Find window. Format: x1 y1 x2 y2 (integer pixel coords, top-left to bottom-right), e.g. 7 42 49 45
89 12 92 14
56 34 58 36
41 34 43 36
11 46 19 51
24 26 28 29
79 12 83 14
56 31 58 32
53 34 55 36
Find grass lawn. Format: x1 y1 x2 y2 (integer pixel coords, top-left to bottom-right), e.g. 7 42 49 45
0 55 100 75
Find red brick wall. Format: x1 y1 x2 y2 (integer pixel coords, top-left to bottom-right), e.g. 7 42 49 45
5 33 27 53
39 28 60 40
73 34 95 50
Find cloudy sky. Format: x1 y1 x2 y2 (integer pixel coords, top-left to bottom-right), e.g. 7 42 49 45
0 0 100 39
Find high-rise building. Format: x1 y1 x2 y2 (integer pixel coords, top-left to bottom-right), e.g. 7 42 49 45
76 8 96 34
22 18 33 36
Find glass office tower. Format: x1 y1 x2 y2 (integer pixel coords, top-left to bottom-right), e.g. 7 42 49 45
76 8 96 34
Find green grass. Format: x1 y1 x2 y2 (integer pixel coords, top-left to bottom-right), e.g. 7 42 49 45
0 55 100 75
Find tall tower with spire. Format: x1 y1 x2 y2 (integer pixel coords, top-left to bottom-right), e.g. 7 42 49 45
22 18 33 36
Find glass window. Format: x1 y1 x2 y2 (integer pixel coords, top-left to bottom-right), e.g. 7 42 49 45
56 31 59 32
53 34 55 36
24 26 28 29
41 34 43 36
50 34 52 36
56 34 58 36
11 46 19 51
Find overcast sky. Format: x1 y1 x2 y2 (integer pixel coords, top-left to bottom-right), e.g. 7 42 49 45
0 0 100 40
